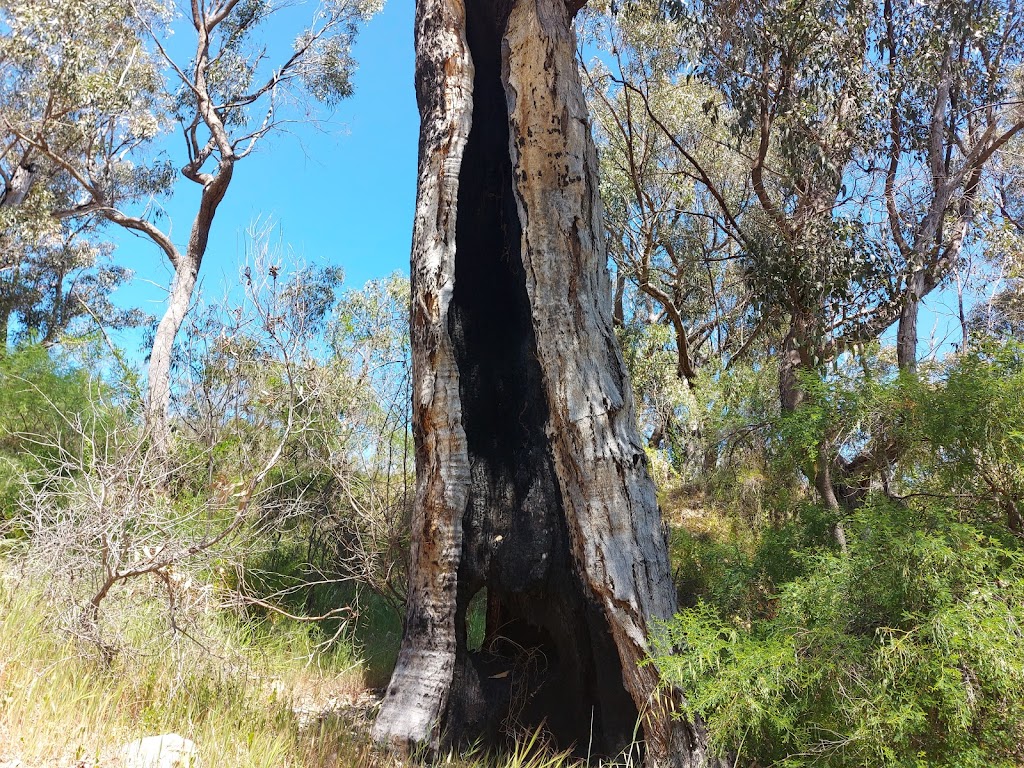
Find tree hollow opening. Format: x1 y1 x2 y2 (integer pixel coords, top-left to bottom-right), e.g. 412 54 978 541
444 0 640 757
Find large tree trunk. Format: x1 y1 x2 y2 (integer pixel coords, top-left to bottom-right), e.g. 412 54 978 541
371 0 717 765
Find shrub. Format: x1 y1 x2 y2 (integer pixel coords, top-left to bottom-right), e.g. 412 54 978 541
655 502 1024 768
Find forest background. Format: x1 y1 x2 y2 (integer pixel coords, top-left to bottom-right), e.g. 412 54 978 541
1 0 1024 766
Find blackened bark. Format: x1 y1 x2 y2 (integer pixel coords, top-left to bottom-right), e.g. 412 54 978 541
442 0 639 750
372 0 719 763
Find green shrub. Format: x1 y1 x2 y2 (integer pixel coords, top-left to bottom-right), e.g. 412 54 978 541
656 342 1024 767
0 344 110 519
655 503 1024 768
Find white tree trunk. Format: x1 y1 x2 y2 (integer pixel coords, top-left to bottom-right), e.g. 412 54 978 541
144 160 233 459
146 254 200 458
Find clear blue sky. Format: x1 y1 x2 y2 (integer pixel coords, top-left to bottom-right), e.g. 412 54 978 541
107 0 418 355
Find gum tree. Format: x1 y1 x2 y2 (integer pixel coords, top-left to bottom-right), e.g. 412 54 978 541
370 0 718 765
1 0 379 456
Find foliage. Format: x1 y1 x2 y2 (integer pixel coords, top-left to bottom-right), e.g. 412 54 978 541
0 243 413 666
174 249 412 618
0 344 110 516
0 0 161 348
654 341 1024 767
656 503 1024 768
2 0 382 448
911 343 1024 530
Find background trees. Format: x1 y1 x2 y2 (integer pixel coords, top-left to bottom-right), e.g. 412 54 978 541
1 0 1023 766
586 0 1024 531
581 2 1024 764
1 0 380 454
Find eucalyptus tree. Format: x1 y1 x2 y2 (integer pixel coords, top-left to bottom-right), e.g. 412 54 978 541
602 0 1024 376
583 13 764 461
592 0 1024 525
370 0 718 764
0 0 163 351
1 0 379 456
876 0 1024 370
585 42 757 389
0 222 145 349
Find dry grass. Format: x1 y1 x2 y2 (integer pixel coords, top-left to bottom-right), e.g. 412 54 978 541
0 572 383 768
0 573 605 768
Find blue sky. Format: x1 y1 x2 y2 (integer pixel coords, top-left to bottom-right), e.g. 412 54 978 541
99 0 976 365
107 0 418 355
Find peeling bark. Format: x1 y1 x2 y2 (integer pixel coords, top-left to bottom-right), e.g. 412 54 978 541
372 0 718 765
370 0 473 749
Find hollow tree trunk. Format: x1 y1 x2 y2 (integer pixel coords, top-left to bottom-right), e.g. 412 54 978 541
371 0 717 765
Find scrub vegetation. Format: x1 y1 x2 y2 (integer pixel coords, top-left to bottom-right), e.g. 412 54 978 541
2 0 1024 765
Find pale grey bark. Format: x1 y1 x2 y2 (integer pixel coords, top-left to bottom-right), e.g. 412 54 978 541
145 151 234 456
896 269 925 372
147 255 199 457
502 2 707 762
0 162 37 208
370 0 473 748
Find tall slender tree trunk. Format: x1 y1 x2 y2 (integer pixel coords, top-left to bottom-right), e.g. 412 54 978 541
146 254 201 457
144 157 232 458
896 269 925 372
372 0 718 765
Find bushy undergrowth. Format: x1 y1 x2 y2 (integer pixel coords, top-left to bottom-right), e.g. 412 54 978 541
657 504 1024 767
4 257 1023 768
0 344 113 517
655 342 1024 768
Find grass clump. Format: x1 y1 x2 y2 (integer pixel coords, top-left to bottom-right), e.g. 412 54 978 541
0 572 384 768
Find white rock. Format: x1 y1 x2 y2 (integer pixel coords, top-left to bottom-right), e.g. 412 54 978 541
120 734 200 768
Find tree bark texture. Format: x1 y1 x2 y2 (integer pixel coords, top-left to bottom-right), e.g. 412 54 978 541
145 161 233 458
146 254 200 458
896 269 925 372
371 0 716 765
0 162 38 208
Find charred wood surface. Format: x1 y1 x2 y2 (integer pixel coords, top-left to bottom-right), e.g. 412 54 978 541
372 0 720 763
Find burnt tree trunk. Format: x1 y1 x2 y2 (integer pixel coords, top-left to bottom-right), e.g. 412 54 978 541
371 0 717 765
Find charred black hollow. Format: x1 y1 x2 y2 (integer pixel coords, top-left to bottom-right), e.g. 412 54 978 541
445 0 640 757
